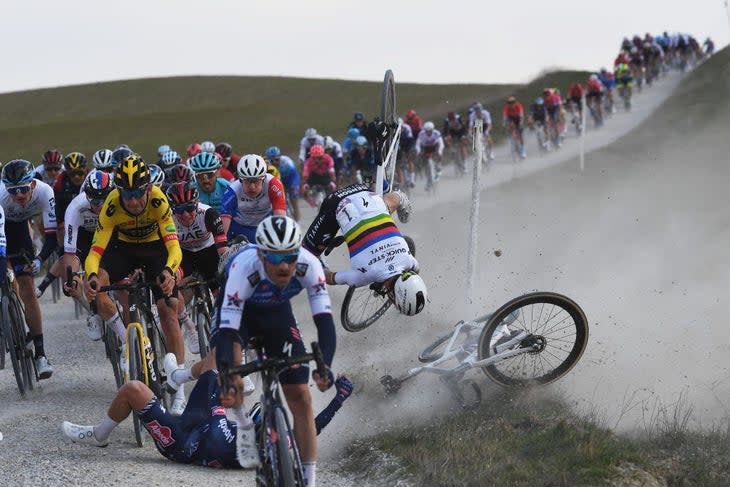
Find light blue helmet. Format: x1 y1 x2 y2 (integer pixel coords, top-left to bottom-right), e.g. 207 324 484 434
160 150 182 169
188 152 221 172
347 128 360 140
536 97 544 105
265 146 282 159
355 136 368 147
157 145 171 157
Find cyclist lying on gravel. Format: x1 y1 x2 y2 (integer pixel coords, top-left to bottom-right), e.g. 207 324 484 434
61 363 353 469
302 182 428 316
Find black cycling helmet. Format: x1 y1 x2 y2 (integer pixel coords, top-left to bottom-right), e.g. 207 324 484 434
2 159 35 186
111 147 133 166
164 163 195 185
63 151 88 171
215 142 233 160
166 181 199 206
114 153 150 190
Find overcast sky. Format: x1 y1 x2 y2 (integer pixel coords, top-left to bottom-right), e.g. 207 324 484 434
2 0 728 93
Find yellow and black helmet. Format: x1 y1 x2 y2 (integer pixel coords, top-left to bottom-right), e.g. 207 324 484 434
63 151 87 171
114 153 150 190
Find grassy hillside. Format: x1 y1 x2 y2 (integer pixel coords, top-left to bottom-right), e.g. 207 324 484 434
0 69 591 164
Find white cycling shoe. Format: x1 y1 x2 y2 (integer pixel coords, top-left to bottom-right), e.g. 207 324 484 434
236 423 260 469
61 421 109 447
170 397 187 416
164 352 182 392
86 315 103 341
181 315 200 355
35 356 54 380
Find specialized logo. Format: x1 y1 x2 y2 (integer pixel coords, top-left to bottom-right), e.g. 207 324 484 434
145 420 175 447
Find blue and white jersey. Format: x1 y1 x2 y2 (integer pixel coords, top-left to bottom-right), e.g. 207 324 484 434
217 244 331 332
219 174 283 228
195 178 230 211
277 155 300 192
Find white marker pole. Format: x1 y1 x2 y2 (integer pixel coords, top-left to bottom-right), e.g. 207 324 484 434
466 121 483 307
580 94 587 171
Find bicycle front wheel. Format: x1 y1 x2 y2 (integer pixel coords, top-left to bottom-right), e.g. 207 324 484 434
381 69 397 126
195 299 211 359
127 326 145 447
274 407 303 487
341 285 392 332
10 292 36 390
478 292 588 386
1 295 25 395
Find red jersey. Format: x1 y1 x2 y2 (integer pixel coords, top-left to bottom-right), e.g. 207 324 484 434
303 154 335 179
568 83 585 98
502 102 524 119
587 79 603 93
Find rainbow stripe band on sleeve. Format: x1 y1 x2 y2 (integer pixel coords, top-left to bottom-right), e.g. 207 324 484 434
345 213 401 257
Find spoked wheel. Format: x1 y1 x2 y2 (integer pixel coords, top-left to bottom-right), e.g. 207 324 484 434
478 292 588 386
340 283 392 332
127 326 145 447
195 300 212 359
2 295 25 395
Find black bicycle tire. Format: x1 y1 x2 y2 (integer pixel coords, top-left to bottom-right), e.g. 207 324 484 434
127 326 145 447
340 285 392 332
417 331 453 363
196 301 211 359
477 292 588 386
381 69 397 126
105 326 123 389
274 407 300 487
0 322 5 370
11 293 36 390
2 295 25 395
144 307 169 408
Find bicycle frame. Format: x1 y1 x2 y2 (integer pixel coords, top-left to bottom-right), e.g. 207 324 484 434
124 320 153 384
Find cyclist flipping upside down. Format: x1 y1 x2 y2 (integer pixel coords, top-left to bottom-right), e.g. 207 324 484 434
302 183 427 317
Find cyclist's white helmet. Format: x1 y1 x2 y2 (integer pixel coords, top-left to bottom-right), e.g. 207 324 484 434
200 140 216 153
92 149 114 170
237 154 267 179
589 74 599 81
256 215 302 252
393 272 427 316
423 121 435 131
323 135 335 151
304 127 318 139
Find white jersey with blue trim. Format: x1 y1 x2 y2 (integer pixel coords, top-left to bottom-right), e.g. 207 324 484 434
217 244 331 332
0 180 57 229
219 174 277 227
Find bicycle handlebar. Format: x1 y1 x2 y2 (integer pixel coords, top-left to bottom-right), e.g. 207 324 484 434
219 341 327 395
90 275 175 307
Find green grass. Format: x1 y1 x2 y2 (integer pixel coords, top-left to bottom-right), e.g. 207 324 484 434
0 70 593 165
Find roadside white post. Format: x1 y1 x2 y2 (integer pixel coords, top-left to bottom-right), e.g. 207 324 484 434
579 93 587 171
466 121 483 307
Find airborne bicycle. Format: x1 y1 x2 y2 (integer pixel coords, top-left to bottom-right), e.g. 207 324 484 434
380 292 589 409
220 338 327 487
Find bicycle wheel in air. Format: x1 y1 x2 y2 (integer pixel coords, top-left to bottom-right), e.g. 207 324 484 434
274 407 303 487
381 69 397 126
1 295 25 395
127 326 145 447
477 292 588 387
340 284 392 332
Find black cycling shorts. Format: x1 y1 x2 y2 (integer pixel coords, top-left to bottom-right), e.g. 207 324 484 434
181 245 220 286
102 239 172 301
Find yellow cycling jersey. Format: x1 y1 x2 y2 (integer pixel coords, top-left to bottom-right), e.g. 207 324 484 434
267 164 281 181
84 185 182 276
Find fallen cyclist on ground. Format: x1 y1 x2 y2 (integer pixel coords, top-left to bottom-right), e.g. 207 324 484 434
60 363 354 468
302 182 428 316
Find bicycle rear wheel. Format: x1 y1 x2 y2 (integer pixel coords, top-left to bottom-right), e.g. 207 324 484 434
1 295 25 395
340 284 392 332
477 292 588 386
381 69 397 126
127 326 145 447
